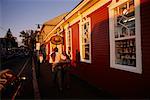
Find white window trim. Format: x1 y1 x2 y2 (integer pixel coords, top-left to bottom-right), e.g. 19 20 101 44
108 0 142 74
65 27 73 60
79 17 92 63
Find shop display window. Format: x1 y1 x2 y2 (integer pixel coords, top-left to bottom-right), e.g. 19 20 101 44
66 27 72 59
109 0 142 73
79 17 91 63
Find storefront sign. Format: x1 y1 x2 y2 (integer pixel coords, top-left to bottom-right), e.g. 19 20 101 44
50 35 63 45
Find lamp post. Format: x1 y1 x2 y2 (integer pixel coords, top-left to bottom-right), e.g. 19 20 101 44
37 24 42 42
35 24 41 51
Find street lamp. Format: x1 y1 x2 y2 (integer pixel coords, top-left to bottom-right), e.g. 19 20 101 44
35 24 43 43
36 23 57 43
35 24 42 51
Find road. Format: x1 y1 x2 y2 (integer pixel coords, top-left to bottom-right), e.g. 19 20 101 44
1 55 115 99
1 56 34 99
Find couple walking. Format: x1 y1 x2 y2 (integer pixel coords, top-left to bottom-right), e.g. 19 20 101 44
49 47 71 91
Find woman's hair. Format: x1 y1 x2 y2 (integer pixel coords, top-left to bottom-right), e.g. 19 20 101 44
51 52 56 62
54 47 58 52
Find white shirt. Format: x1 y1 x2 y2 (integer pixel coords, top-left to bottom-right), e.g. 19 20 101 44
61 54 67 60
49 52 61 64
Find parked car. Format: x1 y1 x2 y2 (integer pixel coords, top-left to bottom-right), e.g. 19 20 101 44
0 69 26 99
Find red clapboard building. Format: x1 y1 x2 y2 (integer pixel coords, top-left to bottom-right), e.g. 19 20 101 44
41 0 150 98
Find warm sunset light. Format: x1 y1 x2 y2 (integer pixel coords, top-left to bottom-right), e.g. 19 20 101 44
1 0 150 99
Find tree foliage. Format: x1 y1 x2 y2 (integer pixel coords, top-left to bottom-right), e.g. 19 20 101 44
4 28 18 48
20 30 30 46
19 29 36 50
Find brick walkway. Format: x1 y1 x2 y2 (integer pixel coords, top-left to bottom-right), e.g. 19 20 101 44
35 61 115 99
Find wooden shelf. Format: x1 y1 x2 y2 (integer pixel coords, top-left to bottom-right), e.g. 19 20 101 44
115 36 135 40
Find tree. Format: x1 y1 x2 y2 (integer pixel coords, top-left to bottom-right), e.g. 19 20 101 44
20 30 30 46
5 28 18 48
5 28 13 39
20 30 36 52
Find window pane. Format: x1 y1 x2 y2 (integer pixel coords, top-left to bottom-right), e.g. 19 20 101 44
114 0 135 38
82 44 89 60
85 44 89 60
115 39 136 67
81 21 90 60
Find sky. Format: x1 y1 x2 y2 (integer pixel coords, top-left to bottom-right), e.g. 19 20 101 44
0 1 2 31
0 0 82 44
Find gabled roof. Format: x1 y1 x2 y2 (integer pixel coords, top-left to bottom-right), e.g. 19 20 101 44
44 0 90 42
44 12 68 26
40 12 68 36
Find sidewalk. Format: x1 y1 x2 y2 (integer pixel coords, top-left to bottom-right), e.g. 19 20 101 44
36 61 115 99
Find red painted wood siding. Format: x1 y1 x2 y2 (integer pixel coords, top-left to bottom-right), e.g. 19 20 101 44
77 1 111 89
73 0 150 98
140 0 150 97
63 30 66 51
71 22 80 65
